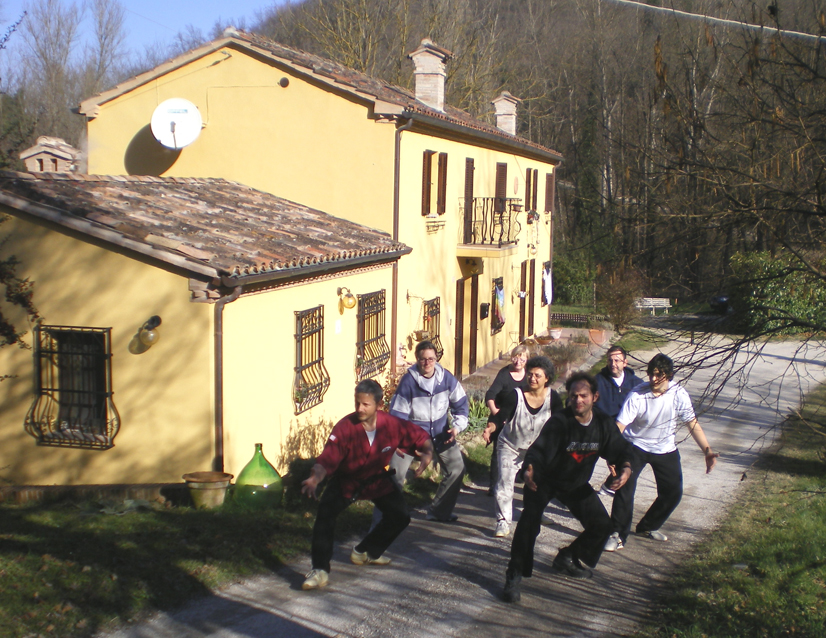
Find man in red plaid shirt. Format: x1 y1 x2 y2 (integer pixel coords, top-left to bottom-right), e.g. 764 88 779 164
301 379 433 590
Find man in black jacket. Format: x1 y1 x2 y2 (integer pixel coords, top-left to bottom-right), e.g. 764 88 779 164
503 372 634 603
595 346 643 419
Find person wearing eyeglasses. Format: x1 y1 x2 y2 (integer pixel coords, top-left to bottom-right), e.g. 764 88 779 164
388 340 469 522
604 353 719 553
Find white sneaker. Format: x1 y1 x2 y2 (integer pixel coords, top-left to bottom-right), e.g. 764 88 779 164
637 529 668 542
302 568 329 590
541 512 554 526
604 532 624 552
494 521 510 537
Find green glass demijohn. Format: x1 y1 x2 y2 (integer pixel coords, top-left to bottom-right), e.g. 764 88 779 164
233 443 283 509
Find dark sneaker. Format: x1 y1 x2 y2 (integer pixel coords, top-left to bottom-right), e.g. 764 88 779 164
503 571 522 603
552 551 593 579
426 512 459 522
637 529 668 542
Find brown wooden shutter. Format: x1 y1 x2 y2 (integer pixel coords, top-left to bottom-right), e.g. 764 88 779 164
422 150 435 216
519 261 528 343
525 168 533 210
545 172 556 213
463 158 475 243
532 169 539 211
437 152 448 215
495 162 507 212
528 258 536 336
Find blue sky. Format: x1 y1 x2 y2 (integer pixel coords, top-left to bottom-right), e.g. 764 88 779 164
2 0 288 57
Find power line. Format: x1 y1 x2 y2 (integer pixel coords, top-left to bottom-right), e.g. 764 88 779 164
602 0 825 42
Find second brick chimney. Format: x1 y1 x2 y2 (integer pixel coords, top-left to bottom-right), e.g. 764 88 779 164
492 91 521 136
408 39 453 112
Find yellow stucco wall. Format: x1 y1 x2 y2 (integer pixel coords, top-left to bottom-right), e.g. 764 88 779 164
83 43 558 383
86 46 396 234
0 213 214 485
221 267 395 476
395 130 555 376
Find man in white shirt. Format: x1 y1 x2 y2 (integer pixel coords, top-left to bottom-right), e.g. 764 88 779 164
605 354 719 552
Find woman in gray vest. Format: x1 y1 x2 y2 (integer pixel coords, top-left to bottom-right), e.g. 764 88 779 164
483 356 563 537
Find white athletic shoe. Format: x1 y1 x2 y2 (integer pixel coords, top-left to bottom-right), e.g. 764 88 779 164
604 532 624 552
494 521 510 537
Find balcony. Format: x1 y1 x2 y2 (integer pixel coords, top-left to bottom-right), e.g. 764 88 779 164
458 197 523 248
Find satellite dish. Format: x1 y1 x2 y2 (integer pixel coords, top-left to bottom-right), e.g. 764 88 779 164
150 98 203 150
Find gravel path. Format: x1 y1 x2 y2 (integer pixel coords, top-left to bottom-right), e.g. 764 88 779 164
98 336 826 638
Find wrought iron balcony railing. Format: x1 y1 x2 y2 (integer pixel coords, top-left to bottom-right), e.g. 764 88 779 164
458 197 523 247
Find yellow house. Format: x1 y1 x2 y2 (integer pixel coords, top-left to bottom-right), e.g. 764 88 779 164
0 172 410 487
78 29 562 380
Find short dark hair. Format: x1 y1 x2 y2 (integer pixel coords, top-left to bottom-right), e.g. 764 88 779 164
525 356 555 386
415 340 437 358
355 379 383 404
566 371 598 395
647 354 674 381
606 345 628 359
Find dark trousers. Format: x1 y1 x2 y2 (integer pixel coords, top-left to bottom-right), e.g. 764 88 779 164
311 478 411 573
508 480 612 577
611 446 683 541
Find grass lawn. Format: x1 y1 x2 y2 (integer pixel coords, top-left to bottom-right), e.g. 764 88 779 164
635 382 826 638
0 438 493 638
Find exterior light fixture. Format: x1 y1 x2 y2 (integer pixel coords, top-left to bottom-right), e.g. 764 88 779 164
337 287 357 313
128 315 162 355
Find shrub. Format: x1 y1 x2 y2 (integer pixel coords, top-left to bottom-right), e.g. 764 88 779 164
729 251 826 335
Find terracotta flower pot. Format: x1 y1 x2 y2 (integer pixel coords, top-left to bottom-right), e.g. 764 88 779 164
182 471 233 509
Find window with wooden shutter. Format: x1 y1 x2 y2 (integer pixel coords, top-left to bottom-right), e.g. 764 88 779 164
526 168 539 211
495 162 507 213
356 290 390 381
293 306 330 414
422 150 436 216
436 152 448 215
525 168 533 210
25 325 120 449
463 158 474 243
545 172 556 213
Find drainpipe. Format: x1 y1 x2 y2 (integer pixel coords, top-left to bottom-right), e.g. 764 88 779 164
213 285 242 472
391 117 414 377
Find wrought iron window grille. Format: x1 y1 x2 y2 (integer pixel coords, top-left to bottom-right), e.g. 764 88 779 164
294 306 331 414
355 290 391 381
25 324 120 450
422 297 444 360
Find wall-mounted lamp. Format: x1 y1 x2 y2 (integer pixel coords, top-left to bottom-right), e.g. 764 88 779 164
528 243 538 256
338 287 357 314
465 258 481 275
128 315 162 355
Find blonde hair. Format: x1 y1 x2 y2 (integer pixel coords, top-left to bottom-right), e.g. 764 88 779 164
511 345 530 357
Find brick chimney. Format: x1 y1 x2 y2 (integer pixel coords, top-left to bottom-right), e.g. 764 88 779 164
492 91 521 136
408 39 453 112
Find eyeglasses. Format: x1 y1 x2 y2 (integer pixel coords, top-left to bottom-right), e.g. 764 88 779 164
648 371 666 380
418 357 437 364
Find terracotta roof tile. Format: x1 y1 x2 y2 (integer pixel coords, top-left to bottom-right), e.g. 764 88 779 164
0 172 410 281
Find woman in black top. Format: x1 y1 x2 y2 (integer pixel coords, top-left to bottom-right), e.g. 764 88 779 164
483 346 530 494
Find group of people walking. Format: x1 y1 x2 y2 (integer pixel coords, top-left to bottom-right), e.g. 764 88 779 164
300 339 718 604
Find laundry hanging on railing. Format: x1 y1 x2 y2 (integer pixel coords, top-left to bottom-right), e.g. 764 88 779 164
542 263 553 306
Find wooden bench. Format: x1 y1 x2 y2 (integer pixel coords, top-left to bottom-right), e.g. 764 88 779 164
634 297 672 315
